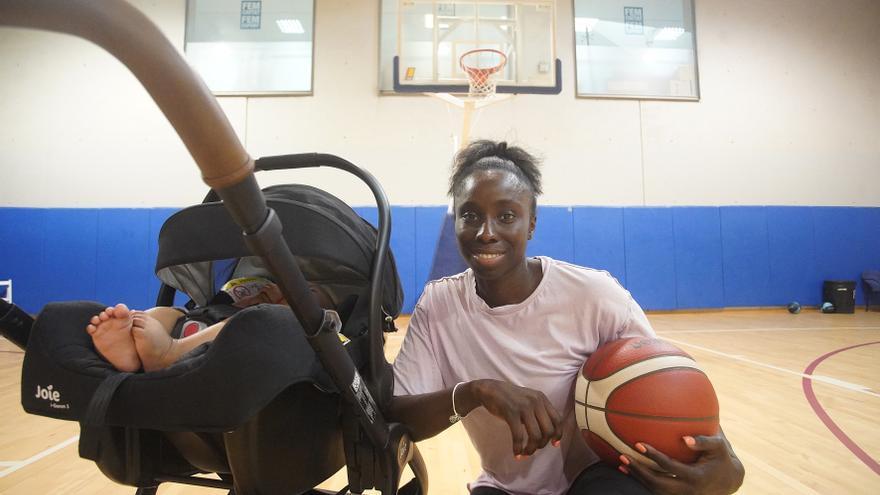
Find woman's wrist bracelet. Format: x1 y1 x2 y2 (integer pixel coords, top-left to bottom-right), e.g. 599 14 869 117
449 381 466 424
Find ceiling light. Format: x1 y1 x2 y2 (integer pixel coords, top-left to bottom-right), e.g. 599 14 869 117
424 14 434 29
276 18 304 34
653 27 685 41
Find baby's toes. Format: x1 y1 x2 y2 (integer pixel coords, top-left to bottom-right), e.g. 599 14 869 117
112 303 130 318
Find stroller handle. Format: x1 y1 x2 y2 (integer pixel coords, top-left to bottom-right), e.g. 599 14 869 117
255 153 393 387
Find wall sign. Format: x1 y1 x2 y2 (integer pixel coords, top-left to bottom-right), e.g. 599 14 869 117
240 1 261 30
624 6 643 35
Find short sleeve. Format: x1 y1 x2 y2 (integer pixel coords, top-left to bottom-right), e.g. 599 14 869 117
392 296 444 396
617 295 656 339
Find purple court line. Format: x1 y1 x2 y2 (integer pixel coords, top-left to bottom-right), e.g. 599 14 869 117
801 341 880 476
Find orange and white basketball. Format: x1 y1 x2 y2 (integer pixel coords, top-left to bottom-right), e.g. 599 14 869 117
575 337 720 469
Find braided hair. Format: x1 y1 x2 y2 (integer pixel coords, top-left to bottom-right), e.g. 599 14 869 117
448 140 543 214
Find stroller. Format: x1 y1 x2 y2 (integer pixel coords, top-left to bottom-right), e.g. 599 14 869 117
0 1 428 494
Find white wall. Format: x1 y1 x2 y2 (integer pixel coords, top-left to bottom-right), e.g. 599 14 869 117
1 0 878 207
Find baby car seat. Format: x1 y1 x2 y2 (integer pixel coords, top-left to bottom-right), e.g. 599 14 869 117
13 157 427 495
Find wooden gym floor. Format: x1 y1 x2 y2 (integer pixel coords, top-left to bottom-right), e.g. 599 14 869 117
1 308 878 494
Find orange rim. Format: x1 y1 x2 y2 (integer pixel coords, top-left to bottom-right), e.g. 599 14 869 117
459 48 507 78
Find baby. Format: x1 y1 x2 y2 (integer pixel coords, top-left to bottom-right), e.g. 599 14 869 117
87 278 332 372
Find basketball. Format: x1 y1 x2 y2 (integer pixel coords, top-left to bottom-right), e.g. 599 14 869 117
574 337 719 470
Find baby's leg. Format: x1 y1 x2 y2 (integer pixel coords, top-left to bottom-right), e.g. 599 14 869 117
86 303 141 372
170 320 227 360
130 311 176 372
143 306 185 333
132 312 227 371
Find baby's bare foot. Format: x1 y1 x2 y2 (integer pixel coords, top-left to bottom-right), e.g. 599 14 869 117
131 311 176 372
86 303 141 372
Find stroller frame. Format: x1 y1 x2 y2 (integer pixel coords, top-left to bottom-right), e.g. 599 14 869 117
0 1 427 494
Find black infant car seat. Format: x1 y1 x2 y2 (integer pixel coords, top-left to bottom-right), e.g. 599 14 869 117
9 166 428 495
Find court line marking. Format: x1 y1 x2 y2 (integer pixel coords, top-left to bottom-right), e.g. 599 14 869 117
662 338 879 398
0 461 18 467
734 449 822 495
802 341 880 476
661 326 880 334
0 435 79 478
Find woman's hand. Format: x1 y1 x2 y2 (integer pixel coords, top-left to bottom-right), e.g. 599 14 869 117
469 379 563 457
620 433 744 495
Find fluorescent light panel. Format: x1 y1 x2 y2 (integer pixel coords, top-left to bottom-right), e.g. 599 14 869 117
653 27 685 41
276 18 304 34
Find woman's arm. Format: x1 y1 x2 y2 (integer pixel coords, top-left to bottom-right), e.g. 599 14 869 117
387 388 461 442
388 379 563 457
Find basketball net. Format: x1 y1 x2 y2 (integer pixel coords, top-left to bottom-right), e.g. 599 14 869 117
429 48 513 152
461 48 507 97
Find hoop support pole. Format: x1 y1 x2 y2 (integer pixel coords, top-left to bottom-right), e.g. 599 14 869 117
460 100 475 150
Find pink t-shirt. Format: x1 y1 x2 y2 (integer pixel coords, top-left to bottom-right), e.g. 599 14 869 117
393 257 655 495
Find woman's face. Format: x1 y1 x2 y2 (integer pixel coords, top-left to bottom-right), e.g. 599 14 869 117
454 168 535 282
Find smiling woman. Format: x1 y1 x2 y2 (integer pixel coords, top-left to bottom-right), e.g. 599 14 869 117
449 141 543 307
387 139 745 495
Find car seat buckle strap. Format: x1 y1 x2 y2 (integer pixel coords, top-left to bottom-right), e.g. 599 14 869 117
84 372 134 426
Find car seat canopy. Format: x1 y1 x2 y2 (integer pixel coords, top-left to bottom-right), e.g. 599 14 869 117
155 184 403 314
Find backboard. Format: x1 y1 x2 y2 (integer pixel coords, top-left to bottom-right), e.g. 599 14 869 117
393 0 561 94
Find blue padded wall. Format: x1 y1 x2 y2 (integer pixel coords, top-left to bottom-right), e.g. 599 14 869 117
673 208 724 309
766 207 817 305
720 207 771 307
812 207 880 305
527 207 574 263
0 208 46 313
573 208 626 286
42 209 99 305
95 209 153 308
354 206 418 313
2 206 879 315
623 208 677 310
414 207 448 302
148 208 179 304
390 207 416 313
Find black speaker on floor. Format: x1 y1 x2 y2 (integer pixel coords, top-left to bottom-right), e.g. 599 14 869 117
822 280 856 314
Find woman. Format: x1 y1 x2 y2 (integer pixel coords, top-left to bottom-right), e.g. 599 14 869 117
389 141 744 494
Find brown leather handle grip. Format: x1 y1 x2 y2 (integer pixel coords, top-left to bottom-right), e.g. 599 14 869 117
0 0 253 189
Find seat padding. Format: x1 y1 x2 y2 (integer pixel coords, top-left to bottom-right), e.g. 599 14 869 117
22 301 354 431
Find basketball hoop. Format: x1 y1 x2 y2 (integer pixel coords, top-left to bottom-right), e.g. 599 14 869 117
459 49 508 98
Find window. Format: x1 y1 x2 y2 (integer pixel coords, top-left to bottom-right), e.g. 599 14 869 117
573 0 699 99
379 0 559 95
379 0 401 93
185 0 315 95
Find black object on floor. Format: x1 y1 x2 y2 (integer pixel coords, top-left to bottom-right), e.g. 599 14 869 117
822 280 856 314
